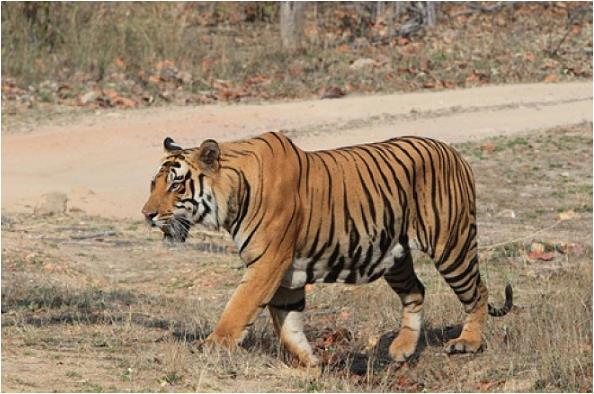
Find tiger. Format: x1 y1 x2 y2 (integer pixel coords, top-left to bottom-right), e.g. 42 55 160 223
141 131 513 367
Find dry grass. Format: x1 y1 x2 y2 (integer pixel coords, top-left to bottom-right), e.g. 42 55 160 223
2 124 592 392
1 3 592 114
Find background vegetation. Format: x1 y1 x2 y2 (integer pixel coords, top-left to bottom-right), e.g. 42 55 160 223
2 2 592 114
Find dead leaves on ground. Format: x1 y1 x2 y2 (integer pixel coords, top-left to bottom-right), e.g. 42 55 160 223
2 2 592 115
527 239 586 261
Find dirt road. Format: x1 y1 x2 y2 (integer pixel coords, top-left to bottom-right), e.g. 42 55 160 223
2 81 592 219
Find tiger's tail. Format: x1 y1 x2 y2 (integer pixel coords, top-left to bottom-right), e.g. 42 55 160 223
488 284 513 317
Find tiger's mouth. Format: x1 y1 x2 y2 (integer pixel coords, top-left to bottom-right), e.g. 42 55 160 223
160 216 191 243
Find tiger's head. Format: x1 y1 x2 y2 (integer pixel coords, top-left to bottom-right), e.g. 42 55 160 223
141 137 223 242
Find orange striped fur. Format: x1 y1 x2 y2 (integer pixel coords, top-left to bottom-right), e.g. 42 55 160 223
142 132 513 366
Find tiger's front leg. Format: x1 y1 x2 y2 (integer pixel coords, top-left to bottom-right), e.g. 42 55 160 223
204 251 293 349
269 286 319 367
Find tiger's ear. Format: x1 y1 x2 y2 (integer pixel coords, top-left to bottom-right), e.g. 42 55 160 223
195 139 220 171
163 137 183 154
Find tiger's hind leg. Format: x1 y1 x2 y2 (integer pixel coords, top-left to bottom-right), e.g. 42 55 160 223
435 237 488 354
384 251 425 362
269 286 319 367
445 278 488 354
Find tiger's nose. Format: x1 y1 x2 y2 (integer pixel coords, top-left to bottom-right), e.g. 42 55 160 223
143 210 157 222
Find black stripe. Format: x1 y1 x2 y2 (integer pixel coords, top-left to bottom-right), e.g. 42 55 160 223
198 174 205 197
358 245 374 276
270 298 305 312
254 136 275 154
415 139 440 256
268 132 288 153
239 219 263 253
231 173 251 237
245 243 270 267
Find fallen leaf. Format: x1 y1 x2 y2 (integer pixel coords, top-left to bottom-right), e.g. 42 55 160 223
320 86 346 99
201 58 213 74
544 74 558 83
57 84 71 99
155 59 176 71
528 250 554 261
43 263 63 272
219 88 245 102
405 42 422 54
480 143 495 153
525 52 536 62
103 89 119 99
478 380 503 391
565 242 585 256
338 310 352 320
113 96 137 108
213 79 231 90
530 242 546 254
337 44 351 53
114 57 126 69
558 210 578 220
571 25 582 35
349 58 376 71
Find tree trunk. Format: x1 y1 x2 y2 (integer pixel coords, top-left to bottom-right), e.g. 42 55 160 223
376 1 385 25
280 2 305 52
424 1 437 27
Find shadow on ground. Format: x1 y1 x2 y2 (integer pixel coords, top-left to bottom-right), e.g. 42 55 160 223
328 324 464 375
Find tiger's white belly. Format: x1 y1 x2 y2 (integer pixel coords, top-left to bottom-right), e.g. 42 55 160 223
281 242 410 289
280 266 309 289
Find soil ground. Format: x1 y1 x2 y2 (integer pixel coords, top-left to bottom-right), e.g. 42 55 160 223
2 81 592 219
1 84 593 392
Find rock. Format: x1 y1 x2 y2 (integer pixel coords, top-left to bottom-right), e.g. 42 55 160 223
1 215 15 227
70 186 95 196
26 253 38 263
496 209 516 219
159 67 178 82
503 378 533 392
558 210 578 220
80 91 98 105
320 86 347 99
349 58 376 71
352 37 370 49
176 71 193 85
33 192 68 216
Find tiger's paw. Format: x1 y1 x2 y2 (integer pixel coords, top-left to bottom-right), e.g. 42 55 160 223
202 332 238 351
301 354 320 368
285 347 319 368
388 332 418 362
444 337 483 354
295 356 321 377
285 361 322 378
